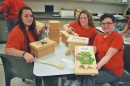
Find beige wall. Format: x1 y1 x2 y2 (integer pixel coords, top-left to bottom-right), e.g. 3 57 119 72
24 1 129 14
0 0 129 14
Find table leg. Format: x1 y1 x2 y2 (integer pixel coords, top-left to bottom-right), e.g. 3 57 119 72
58 77 62 86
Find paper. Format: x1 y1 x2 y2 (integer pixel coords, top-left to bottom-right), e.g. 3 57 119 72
78 46 91 52
60 58 74 69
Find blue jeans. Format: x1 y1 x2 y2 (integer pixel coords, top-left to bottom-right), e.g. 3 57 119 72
81 68 119 86
6 19 16 32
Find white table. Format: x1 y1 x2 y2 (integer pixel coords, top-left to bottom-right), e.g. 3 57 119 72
123 36 130 45
33 41 75 86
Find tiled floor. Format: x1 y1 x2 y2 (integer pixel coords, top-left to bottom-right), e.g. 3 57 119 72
0 44 110 86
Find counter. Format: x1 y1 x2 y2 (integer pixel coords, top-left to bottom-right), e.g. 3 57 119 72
0 12 128 22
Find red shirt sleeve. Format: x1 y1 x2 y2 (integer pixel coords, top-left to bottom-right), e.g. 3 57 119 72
0 0 9 13
128 18 130 25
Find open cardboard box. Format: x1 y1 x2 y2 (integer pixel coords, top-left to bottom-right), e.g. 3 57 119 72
61 31 79 46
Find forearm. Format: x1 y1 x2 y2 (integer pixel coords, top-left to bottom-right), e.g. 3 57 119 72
63 24 69 31
97 55 111 69
5 48 25 57
97 47 118 69
123 24 128 32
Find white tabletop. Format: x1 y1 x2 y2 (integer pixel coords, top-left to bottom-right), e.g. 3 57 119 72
33 41 75 77
123 36 130 45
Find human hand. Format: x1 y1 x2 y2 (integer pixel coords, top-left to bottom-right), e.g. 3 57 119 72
119 31 125 35
91 66 99 76
3 12 8 17
42 23 48 31
97 63 101 70
23 52 35 63
67 27 74 33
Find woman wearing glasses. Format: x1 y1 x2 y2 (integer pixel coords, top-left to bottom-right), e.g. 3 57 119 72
81 13 124 86
62 10 98 86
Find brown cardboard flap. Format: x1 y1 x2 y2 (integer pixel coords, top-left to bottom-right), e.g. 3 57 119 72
67 36 89 44
61 31 79 38
29 38 56 51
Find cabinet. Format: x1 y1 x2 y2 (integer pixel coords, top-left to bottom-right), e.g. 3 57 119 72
0 19 9 43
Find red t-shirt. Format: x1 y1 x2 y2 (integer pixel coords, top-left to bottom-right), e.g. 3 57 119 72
128 18 130 25
69 21 98 45
6 25 35 52
0 0 27 20
94 31 124 77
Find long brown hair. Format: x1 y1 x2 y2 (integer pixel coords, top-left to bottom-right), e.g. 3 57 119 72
77 10 95 27
15 6 38 52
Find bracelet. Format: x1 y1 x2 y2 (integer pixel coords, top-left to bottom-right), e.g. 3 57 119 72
22 51 26 58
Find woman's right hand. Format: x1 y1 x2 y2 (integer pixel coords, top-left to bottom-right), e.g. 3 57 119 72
23 52 35 63
119 31 125 35
67 27 74 33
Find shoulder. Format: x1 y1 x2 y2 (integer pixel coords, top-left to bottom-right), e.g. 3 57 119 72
113 32 123 40
10 25 23 36
89 27 98 33
70 20 79 25
112 31 122 37
96 33 103 38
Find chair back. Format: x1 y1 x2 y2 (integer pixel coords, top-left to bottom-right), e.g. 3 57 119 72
0 54 34 79
123 44 130 72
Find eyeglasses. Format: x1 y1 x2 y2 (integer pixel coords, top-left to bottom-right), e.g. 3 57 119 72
100 22 113 26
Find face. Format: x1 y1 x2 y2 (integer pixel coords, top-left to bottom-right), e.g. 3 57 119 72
100 18 116 33
79 13 88 28
21 9 34 27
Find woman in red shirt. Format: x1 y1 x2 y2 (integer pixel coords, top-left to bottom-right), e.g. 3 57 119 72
63 10 98 45
5 6 54 86
63 10 98 86
81 13 124 86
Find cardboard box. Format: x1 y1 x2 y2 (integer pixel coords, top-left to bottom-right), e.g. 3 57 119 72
61 31 79 46
29 38 56 58
75 46 98 75
60 10 74 17
48 20 60 43
67 36 89 52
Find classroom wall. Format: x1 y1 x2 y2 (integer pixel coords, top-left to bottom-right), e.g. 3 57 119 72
24 1 129 14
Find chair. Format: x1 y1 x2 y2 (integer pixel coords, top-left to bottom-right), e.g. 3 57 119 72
0 53 34 86
109 44 130 86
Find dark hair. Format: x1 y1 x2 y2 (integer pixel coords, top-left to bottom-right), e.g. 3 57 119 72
77 10 95 27
100 13 116 23
15 6 38 52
